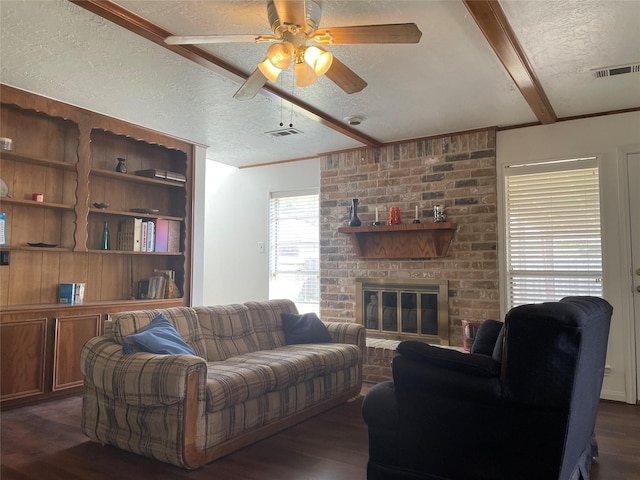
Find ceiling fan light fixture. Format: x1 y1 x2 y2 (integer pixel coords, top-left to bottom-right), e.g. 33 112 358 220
258 57 283 83
295 59 318 87
266 41 294 69
303 46 333 76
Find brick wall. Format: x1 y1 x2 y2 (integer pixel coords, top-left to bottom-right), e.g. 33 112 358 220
319 128 500 347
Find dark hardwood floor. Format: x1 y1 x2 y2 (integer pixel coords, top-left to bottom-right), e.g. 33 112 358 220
1 385 639 480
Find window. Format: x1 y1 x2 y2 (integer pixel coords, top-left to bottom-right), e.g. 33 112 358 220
503 157 603 309
269 190 319 313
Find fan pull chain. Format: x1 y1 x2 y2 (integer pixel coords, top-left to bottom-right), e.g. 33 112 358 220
278 71 294 128
279 75 284 127
289 101 293 128
288 75 294 128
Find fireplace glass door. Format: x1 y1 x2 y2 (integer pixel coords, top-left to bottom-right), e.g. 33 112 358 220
359 279 449 344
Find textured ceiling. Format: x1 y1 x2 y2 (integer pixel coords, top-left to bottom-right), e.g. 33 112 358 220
1 0 639 167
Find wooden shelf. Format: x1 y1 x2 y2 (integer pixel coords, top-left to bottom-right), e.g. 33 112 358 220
88 207 182 221
0 197 74 211
1 245 72 252
338 222 457 259
86 249 183 256
90 168 186 188
0 151 76 170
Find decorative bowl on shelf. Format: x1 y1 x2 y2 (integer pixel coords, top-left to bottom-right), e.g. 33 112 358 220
129 208 159 214
27 242 58 248
93 202 110 209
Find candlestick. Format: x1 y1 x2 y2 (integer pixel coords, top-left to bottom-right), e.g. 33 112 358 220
413 205 421 224
375 208 379 222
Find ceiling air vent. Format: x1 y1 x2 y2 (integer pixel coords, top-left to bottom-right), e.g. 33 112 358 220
265 127 304 137
592 62 640 79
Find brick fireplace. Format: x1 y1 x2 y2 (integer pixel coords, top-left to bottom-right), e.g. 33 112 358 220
318 128 500 358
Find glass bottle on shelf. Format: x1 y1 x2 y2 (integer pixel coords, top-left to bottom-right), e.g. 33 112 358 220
101 221 111 250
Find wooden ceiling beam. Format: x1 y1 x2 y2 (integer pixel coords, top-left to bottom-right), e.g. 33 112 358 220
68 0 383 148
463 0 557 124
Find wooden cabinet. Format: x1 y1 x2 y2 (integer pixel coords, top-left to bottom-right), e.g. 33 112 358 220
53 313 101 390
0 84 197 408
0 318 47 401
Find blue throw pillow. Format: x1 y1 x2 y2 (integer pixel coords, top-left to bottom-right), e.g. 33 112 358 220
281 312 332 345
123 313 196 355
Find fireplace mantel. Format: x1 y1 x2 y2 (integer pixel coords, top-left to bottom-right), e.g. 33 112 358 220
338 222 457 259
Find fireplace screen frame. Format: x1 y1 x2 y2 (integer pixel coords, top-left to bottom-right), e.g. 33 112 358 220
356 278 449 345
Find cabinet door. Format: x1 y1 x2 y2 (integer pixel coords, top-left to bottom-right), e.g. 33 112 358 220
0 318 47 401
52 314 101 390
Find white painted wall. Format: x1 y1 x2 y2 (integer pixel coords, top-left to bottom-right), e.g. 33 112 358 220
200 158 320 305
190 145 207 306
497 111 640 403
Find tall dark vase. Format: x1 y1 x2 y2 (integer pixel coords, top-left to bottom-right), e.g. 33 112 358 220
115 157 127 173
349 198 362 226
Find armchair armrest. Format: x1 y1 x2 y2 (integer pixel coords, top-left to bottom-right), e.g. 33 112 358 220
323 321 366 349
393 341 501 402
81 336 207 407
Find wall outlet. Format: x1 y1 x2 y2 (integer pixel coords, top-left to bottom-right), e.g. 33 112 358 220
0 250 9 265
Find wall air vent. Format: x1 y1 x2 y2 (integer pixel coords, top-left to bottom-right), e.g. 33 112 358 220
592 62 640 79
265 127 304 137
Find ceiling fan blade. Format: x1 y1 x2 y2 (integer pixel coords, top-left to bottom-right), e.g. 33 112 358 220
324 55 367 94
273 0 307 29
233 68 269 100
312 23 422 44
165 34 277 45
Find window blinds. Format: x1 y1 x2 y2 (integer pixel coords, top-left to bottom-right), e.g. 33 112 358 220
504 158 602 308
269 190 319 312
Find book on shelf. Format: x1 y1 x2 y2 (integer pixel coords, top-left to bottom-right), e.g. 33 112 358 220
153 269 175 281
141 222 148 252
147 275 166 300
153 269 181 299
116 217 142 251
59 282 85 304
155 219 180 252
135 169 186 183
137 279 149 299
74 282 86 304
0 212 6 246
146 220 155 252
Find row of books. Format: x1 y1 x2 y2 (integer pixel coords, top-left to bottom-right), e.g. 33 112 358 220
138 270 181 299
116 218 180 252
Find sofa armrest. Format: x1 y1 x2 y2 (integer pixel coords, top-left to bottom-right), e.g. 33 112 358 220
323 321 366 349
81 336 207 406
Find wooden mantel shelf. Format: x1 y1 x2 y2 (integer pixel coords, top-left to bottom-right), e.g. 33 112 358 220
338 222 457 259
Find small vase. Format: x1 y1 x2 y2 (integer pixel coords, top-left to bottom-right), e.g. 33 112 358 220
101 221 111 250
349 198 362 226
115 157 127 173
388 206 402 225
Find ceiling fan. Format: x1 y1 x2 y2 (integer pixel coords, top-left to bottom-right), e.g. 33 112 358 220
164 0 422 100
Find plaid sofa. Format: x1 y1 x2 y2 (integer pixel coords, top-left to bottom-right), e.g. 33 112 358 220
80 299 365 468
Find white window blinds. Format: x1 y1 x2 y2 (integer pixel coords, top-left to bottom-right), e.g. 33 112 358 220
504 158 603 309
269 190 319 313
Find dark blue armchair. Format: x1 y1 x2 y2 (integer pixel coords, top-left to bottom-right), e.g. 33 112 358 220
362 296 613 480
